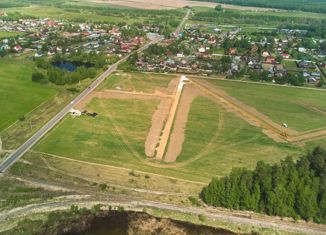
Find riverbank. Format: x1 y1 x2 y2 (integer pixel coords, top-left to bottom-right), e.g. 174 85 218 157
0 206 239 235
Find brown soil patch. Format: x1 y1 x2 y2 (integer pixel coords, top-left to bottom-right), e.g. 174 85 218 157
155 77 184 160
156 76 180 95
88 0 280 11
164 85 202 162
145 98 172 157
291 129 326 143
300 102 326 117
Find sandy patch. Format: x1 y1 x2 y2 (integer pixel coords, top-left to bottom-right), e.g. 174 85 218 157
145 98 172 157
155 76 187 161
164 85 201 162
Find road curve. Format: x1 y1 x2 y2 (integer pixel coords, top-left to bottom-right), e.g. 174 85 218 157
0 9 190 173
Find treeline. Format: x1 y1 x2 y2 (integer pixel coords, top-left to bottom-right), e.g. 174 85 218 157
197 0 326 13
0 1 28 8
32 66 97 85
192 10 326 38
201 146 326 223
52 51 107 69
32 51 105 85
58 3 182 34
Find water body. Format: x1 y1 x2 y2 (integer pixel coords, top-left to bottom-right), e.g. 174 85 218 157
52 61 94 72
64 211 237 235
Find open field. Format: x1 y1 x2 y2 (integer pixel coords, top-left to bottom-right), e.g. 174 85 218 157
98 72 177 94
205 79 326 132
34 72 305 182
4 6 134 23
0 56 56 132
36 98 159 166
86 0 282 11
4 4 183 26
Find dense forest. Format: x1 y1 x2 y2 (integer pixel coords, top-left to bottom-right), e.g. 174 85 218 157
197 0 326 13
201 147 326 223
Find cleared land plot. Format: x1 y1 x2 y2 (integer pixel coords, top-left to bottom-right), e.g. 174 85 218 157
36 73 302 181
99 72 177 94
206 79 326 132
36 98 159 166
174 96 300 177
0 56 56 131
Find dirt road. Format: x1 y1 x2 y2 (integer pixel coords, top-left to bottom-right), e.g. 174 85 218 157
191 78 326 144
1 196 325 235
164 85 201 162
156 76 188 161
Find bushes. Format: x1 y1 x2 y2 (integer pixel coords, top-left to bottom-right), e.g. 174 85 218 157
32 71 48 83
201 146 326 223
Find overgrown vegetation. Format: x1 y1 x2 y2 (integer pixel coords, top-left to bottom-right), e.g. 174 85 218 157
32 51 103 85
197 0 326 13
201 146 326 223
0 177 65 211
192 9 326 38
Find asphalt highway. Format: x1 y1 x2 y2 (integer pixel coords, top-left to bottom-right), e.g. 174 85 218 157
0 38 162 173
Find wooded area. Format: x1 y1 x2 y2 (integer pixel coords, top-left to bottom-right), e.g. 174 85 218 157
201 147 326 223
197 0 326 13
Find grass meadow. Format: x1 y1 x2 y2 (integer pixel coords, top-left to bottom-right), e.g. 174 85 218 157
175 97 301 177
35 73 309 182
0 56 56 131
36 98 159 166
207 79 326 132
99 72 176 93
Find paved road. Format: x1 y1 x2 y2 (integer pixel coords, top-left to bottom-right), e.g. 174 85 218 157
0 9 190 173
0 40 159 173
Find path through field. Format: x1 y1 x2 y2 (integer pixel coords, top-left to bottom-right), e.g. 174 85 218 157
155 76 188 161
192 78 326 145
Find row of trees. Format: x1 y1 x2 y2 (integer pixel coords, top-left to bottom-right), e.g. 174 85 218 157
52 51 107 69
199 0 326 13
193 9 326 38
33 64 97 85
201 146 326 223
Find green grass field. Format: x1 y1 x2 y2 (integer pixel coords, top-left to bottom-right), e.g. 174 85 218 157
4 6 129 23
206 79 326 132
175 97 300 177
99 72 176 93
36 98 159 166
0 31 22 38
35 73 306 182
4 5 182 25
0 56 56 131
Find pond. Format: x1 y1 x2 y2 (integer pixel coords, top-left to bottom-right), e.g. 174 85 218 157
52 61 94 72
64 211 237 235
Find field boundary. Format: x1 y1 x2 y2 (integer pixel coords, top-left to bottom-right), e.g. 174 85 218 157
191 78 326 144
